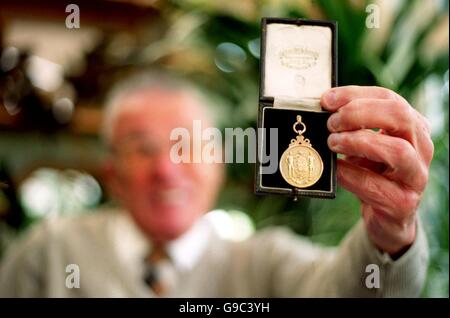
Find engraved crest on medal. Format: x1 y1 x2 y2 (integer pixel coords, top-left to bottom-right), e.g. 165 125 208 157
280 116 323 188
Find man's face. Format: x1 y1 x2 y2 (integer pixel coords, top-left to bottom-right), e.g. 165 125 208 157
107 88 223 243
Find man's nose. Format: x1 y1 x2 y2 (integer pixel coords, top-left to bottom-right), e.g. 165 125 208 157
151 152 181 183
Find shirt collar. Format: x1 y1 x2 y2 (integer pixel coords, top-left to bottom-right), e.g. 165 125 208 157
114 210 215 273
165 216 214 271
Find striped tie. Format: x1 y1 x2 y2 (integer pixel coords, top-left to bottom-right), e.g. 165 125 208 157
143 246 168 296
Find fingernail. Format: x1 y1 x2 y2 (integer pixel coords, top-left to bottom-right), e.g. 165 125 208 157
328 133 341 150
328 113 340 131
322 90 336 107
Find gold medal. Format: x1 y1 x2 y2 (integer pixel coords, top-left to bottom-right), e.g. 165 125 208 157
280 115 323 188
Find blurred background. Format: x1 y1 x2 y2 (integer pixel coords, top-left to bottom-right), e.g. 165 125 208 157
0 0 448 297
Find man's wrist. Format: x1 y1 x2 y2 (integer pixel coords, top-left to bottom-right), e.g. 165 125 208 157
371 217 417 260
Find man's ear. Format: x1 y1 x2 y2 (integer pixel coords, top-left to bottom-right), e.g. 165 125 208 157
101 159 124 201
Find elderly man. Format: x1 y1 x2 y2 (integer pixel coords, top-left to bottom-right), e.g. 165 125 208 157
0 72 432 297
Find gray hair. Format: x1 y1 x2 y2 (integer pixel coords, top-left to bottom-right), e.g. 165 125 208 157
101 70 217 146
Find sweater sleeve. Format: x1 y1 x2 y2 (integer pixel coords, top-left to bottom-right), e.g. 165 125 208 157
0 222 48 297
244 216 429 297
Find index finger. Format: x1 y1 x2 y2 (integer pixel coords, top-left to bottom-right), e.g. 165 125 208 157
321 85 405 111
